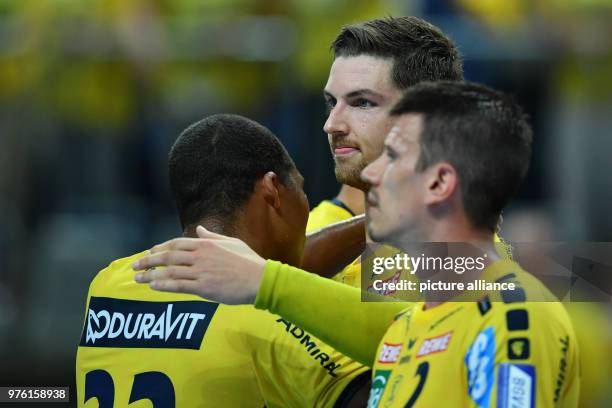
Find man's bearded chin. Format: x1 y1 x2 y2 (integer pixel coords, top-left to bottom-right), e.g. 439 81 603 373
334 160 369 191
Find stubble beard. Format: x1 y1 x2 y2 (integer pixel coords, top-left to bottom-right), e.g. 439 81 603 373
333 157 370 191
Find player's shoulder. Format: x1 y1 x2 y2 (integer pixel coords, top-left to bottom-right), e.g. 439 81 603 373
106 251 148 273
483 259 558 303
472 259 575 338
392 303 418 322
306 200 352 232
90 251 147 288
331 255 361 286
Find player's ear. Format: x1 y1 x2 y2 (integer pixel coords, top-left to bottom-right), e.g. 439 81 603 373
424 162 458 205
259 171 282 210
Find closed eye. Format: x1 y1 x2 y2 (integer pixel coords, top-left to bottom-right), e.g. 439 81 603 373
386 147 398 160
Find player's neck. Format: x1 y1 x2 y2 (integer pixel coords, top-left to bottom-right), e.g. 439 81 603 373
409 221 499 311
336 184 365 215
184 220 236 238
186 218 270 263
426 213 495 244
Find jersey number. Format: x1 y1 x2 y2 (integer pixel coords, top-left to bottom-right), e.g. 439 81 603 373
84 369 175 407
405 362 429 408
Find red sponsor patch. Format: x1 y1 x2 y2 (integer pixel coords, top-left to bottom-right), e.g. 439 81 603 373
367 271 402 296
378 342 403 364
416 331 453 358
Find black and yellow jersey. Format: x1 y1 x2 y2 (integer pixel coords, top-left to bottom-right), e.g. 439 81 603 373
307 199 354 233
369 260 579 407
76 252 369 407
256 259 580 408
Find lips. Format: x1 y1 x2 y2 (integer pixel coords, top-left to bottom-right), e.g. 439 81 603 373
334 147 359 155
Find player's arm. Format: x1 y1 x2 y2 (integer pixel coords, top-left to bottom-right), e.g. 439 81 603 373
132 226 405 366
302 214 365 278
256 260 405 366
334 371 372 408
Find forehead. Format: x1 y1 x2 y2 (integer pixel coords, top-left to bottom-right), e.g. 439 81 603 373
386 114 423 150
325 55 396 94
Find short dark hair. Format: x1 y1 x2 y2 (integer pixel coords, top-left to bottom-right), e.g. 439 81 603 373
169 114 296 229
390 81 533 231
331 16 463 89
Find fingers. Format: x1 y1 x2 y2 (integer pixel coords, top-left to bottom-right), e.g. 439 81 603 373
135 227 234 270
196 225 228 240
148 279 202 295
135 266 194 283
149 237 202 254
132 250 195 270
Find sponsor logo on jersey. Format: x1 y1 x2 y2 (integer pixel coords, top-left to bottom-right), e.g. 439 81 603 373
495 273 526 303
508 338 530 360
407 337 417 350
417 331 453 358
477 296 492 316
554 335 570 403
276 318 342 377
465 327 495 407
497 364 535 408
79 297 218 349
506 309 529 331
385 374 405 405
367 370 391 408
378 343 403 364
367 271 402 296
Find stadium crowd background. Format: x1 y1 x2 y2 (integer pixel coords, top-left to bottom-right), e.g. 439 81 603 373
0 0 610 406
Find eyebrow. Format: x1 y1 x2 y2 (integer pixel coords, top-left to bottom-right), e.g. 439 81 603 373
324 88 384 100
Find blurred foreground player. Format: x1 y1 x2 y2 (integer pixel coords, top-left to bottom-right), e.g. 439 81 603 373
76 114 369 407
134 82 580 407
355 81 579 407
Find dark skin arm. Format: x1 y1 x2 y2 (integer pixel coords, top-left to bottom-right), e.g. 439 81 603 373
340 371 372 408
301 215 366 278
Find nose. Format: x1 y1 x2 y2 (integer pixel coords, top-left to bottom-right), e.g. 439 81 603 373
323 104 349 136
361 155 385 186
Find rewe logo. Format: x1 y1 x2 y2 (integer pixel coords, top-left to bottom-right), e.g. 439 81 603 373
80 297 218 349
417 331 453 358
378 343 403 364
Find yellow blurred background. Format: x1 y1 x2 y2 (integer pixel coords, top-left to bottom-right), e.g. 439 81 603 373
0 1 610 406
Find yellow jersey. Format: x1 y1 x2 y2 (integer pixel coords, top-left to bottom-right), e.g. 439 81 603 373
334 247 413 293
336 239 512 295
307 199 354 233
368 259 580 408
76 252 369 408
256 258 580 407
564 302 612 407
305 199 511 290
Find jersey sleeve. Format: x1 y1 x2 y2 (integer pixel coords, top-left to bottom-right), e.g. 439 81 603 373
238 294 371 408
255 260 408 366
